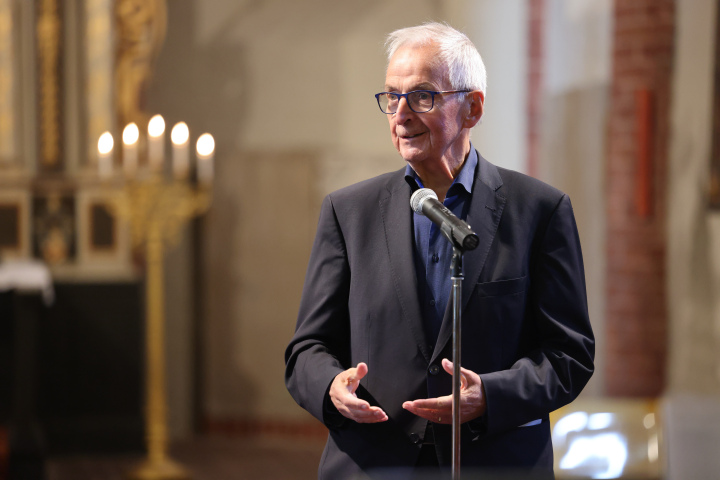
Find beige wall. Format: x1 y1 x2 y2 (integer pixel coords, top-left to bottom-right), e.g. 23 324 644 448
537 0 612 397
667 0 720 395
664 2 720 475
459 0 529 173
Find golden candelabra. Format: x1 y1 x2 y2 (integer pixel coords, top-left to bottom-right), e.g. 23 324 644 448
99 116 214 480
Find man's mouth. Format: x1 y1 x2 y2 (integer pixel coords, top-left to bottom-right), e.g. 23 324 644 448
400 132 425 140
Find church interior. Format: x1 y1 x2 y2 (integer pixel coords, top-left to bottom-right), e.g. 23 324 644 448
1 0 720 479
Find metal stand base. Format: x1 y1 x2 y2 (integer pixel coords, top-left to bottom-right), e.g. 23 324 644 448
127 458 191 480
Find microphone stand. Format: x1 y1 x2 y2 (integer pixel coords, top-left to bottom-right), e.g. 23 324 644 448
409 187 477 479
449 245 463 480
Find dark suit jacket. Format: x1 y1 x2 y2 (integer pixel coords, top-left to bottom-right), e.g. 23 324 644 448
285 151 594 479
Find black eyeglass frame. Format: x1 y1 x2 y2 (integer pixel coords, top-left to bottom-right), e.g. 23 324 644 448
374 89 471 114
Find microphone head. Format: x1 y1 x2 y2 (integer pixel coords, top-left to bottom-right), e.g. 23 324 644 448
410 188 438 215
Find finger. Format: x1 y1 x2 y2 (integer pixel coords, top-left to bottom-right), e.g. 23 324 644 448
441 358 468 389
340 402 388 423
404 395 453 411
402 397 453 422
346 362 368 382
337 393 372 410
402 403 450 416
354 406 388 423
345 362 368 390
402 404 451 423
353 362 368 380
442 358 476 379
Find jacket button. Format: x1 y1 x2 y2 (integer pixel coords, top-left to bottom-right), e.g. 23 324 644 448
428 364 440 375
409 432 421 444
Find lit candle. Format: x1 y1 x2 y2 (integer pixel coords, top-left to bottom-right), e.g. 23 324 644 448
171 122 189 180
122 122 139 178
147 114 165 172
196 133 215 186
97 131 114 179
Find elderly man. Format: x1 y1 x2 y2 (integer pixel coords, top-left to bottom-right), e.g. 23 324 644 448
285 22 594 478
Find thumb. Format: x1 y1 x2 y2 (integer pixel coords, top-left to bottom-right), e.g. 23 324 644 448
442 358 468 389
350 362 368 382
345 362 368 392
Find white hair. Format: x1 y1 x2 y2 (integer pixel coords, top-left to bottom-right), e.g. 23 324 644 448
385 22 487 96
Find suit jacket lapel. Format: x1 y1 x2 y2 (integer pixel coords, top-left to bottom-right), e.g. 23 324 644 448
432 154 506 361
380 171 432 361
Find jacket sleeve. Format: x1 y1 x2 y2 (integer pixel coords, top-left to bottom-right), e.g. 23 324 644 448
478 194 595 436
284 195 351 426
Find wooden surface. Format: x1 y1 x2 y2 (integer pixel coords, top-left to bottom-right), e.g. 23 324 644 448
47 435 325 480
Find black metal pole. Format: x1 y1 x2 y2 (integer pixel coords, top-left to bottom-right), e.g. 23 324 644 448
450 246 463 480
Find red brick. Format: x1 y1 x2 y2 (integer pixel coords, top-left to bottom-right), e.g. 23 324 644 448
526 0 545 178
605 0 674 398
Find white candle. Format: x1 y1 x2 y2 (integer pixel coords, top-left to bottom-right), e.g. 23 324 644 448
196 133 214 186
171 122 189 180
97 131 114 179
122 122 139 178
147 114 165 172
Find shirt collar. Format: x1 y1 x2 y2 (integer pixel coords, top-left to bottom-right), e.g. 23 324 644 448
404 144 478 195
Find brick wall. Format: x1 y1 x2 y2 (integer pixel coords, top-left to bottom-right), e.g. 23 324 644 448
527 0 545 178
605 0 674 396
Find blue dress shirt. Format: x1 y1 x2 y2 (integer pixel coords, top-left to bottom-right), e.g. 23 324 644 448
405 148 479 349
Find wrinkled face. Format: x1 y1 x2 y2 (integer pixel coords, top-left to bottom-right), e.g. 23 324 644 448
384 44 468 169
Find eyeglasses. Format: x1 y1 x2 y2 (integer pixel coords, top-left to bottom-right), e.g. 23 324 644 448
375 90 471 114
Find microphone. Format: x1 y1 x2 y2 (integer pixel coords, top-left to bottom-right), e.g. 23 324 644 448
410 188 479 251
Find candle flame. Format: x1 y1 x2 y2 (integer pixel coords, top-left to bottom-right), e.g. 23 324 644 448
123 123 140 145
148 115 166 137
196 133 215 157
98 131 114 154
171 122 189 145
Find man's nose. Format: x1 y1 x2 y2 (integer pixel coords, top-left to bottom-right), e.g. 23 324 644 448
394 96 414 121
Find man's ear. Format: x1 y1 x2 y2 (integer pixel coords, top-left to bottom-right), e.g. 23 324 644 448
463 91 484 129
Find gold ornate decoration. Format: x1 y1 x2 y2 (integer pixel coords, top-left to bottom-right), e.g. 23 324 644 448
99 117 214 480
0 0 14 162
86 0 115 168
33 193 75 265
115 0 167 128
105 178 209 480
110 180 210 250
36 0 61 169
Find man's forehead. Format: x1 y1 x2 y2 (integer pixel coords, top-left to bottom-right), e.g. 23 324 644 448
383 78 437 91
384 46 449 90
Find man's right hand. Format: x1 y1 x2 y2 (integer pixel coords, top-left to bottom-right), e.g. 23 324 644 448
329 362 388 423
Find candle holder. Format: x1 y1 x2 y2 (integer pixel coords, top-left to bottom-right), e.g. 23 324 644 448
97 116 214 480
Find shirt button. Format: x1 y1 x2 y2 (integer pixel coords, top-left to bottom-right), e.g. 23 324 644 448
432 254 439 263
429 364 440 375
410 432 421 444
429 300 436 306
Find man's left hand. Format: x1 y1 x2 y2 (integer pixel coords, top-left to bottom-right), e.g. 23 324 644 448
402 358 487 424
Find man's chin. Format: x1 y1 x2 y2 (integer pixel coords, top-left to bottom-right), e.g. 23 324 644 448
398 147 427 165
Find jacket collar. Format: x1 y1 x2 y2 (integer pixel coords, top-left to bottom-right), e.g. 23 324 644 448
431 152 506 361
